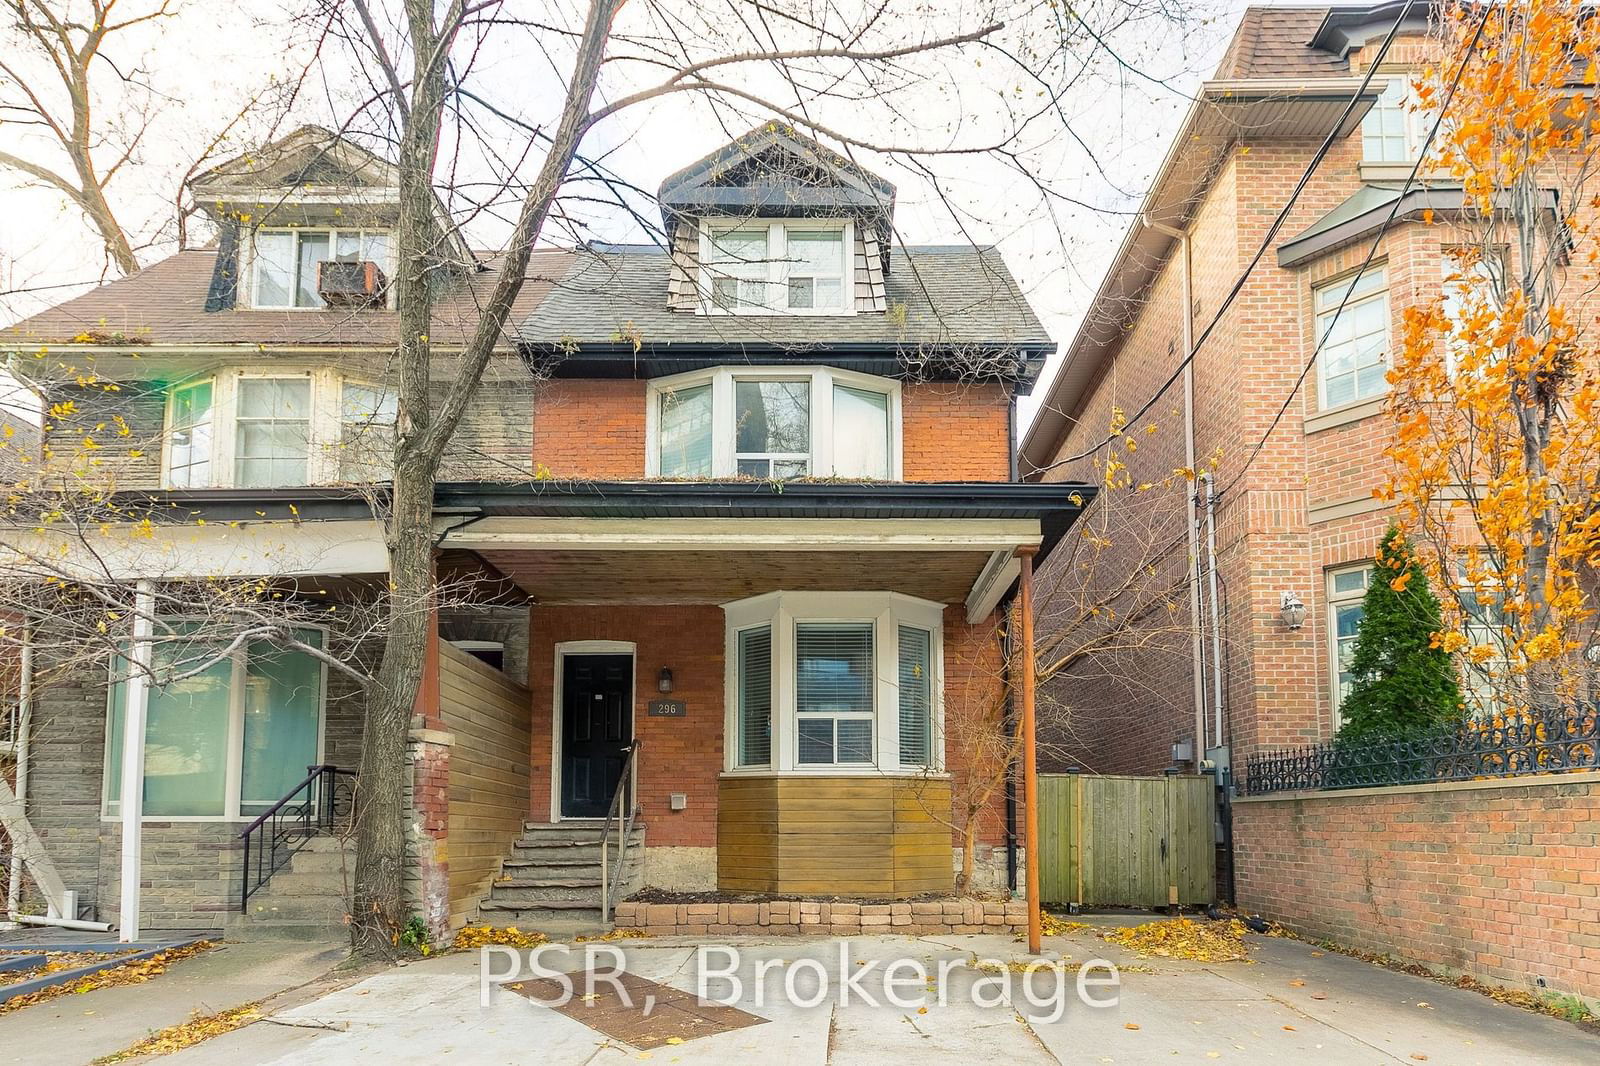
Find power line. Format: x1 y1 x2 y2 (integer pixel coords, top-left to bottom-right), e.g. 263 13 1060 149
1216 2 1495 499
1033 0 1423 477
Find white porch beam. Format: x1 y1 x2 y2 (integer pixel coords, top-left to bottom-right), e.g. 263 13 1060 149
438 516 1042 554
966 549 1021 624
1 519 389 582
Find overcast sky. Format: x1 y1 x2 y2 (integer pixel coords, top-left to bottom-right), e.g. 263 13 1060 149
0 0 1276 430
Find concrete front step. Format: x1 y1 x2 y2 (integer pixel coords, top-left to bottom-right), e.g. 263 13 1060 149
236 896 349 923
479 899 604 925
256 870 351 897
226 918 349 942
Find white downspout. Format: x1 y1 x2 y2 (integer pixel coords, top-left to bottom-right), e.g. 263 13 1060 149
1143 215 1207 758
5 635 31 916
1202 473 1226 750
118 581 155 942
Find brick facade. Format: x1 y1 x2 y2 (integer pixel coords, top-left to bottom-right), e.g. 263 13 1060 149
529 378 1011 483
1234 773 1600 1002
613 896 1029 937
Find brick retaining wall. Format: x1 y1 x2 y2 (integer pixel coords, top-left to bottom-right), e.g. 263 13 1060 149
614 898 1028 937
1233 771 1600 1002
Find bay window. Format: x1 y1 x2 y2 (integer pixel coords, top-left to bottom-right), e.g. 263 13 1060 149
701 220 852 314
104 626 326 819
725 592 943 773
162 369 396 488
648 366 900 480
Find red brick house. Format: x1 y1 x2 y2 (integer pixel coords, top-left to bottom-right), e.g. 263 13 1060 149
1 124 1091 939
1021 2 1542 774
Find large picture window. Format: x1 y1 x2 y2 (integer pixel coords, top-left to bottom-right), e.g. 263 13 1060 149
724 591 942 773
647 366 899 481
104 626 326 819
700 220 851 314
1315 267 1390 409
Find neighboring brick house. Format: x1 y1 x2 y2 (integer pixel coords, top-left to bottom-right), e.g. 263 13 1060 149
0 123 1092 937
1020 3 1588 774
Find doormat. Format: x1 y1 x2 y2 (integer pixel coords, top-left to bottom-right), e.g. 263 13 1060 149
507 969 766 1049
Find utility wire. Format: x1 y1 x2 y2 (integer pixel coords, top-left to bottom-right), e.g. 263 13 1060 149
1033 0 1422 476
1215 2 1495 499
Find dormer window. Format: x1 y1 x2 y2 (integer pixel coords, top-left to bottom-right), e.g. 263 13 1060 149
700 220 852 314
1361 77 1432 165
250 228 391 309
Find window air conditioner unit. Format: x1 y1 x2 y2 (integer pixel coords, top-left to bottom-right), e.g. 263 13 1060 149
316 260 387 308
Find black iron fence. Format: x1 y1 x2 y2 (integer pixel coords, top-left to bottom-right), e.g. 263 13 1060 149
239 764 356 909
1241 706 1599 795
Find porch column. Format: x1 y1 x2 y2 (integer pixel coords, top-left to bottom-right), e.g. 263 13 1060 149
1018 547 1041 954
407 593 454 944
118 580 155 941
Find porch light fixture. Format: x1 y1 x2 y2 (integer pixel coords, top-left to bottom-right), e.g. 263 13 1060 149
658 667 674 694
1279 591 1307 630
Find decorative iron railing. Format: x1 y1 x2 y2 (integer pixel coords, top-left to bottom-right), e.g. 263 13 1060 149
238 764 357 910
599 740 642 924
1241 706 1599 796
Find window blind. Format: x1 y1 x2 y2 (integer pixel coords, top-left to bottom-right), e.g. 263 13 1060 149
898 626 932 765
737 626 772 767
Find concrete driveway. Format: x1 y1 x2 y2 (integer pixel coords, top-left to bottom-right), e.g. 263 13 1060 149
151 920 1595 1066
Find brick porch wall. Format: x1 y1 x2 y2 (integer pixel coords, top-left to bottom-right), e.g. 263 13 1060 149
613 897 1029 937
1233 772 1600 1002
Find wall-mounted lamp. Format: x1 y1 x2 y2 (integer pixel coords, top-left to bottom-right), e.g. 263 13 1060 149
1279 591 1307 630
658 667 674 693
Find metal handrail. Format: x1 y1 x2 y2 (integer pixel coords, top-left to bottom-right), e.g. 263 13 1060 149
599 741 642 923
238 764 356 911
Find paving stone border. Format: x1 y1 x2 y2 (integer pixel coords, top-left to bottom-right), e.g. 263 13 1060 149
613 898 1028 936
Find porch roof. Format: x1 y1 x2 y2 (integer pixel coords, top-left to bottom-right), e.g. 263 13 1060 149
432 480 1095 619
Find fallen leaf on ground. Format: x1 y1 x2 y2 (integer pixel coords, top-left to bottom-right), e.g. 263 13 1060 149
452 925 548 950
1410 1055 1429 1062
1310 992 1328 1000
1102 919 1252 963
1282 1026 1296 1032
91 1001 259 1063
1289 979 1306 987
1124 1022 1140 1030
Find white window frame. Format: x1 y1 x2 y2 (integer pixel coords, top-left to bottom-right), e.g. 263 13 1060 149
644 365 902 479
101 623 329 822
163 378 215 489
697 218 855 316
1326 563 1373 728
1361 76 1431 165
161 367 396 488
1314 265 1391 411
722 591 944 775
245 226 394 310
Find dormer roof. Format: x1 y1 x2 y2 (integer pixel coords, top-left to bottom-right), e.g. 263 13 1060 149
189 125 399 224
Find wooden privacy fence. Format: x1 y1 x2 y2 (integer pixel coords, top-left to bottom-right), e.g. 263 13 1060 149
1037 773 1216 909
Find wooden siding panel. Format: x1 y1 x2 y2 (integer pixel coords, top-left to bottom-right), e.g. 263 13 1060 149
440 642 533 930
717 775 953 897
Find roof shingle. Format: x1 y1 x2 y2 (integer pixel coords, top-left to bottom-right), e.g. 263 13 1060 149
1214 7 1350 80
1 248 569 349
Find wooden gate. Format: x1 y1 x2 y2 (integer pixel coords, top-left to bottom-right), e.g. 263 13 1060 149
1037 774 1216 908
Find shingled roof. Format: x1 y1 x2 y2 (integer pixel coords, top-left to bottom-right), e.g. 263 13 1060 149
520 244 1050 352
1 248 568 349
1214 7 1351 80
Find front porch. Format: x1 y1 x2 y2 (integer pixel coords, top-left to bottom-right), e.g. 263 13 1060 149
426 479 1092 919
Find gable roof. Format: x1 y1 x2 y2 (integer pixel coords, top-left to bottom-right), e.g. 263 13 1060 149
1213 6 1349 80
658 124 897 226
517 243 1052 388
190 125 397 197
1 248 568 350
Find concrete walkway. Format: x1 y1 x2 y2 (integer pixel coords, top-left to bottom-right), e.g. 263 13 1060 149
0 939 348 1066
142 921 1596 1066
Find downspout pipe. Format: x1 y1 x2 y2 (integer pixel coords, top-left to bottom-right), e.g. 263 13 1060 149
1142 215 1207 757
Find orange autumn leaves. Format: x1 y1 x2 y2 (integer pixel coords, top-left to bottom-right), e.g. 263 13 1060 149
1381 0 1600 708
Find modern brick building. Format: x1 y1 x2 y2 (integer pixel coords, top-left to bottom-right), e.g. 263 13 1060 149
1020 3 1563 775
0 123 1091 938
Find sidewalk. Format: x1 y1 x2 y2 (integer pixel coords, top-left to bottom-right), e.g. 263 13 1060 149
149 922 1597 1065
1 940 348 1066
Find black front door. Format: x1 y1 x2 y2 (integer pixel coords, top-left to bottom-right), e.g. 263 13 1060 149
560 654 633 818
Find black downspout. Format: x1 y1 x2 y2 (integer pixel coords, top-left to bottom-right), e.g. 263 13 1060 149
1002 616 1018 893
1003 389 1020 892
